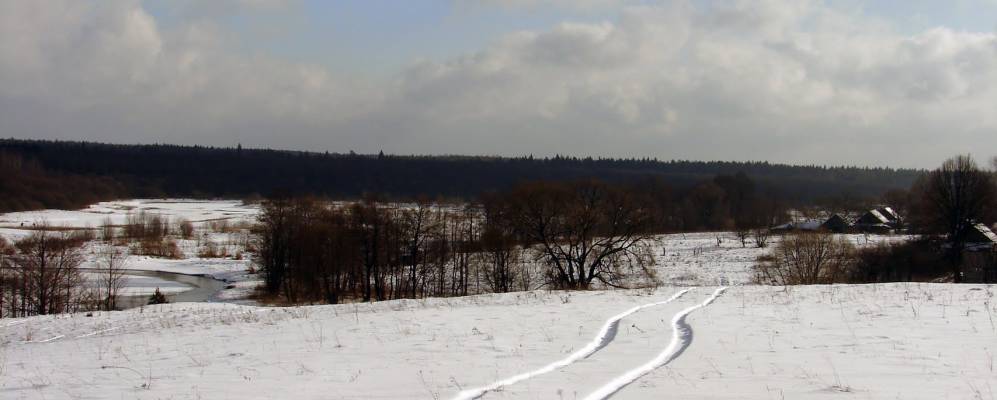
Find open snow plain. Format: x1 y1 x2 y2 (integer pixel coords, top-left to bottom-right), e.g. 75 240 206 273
3 284 995 399
1 200 994 399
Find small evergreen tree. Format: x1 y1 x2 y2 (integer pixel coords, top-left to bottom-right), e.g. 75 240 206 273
148 287 168 305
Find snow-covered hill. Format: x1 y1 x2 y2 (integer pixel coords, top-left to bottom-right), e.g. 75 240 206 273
3 283 995 399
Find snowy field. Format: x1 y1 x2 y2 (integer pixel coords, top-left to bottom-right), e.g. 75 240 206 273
650 232 907 286
0 199 257 230
2 284 995 399
0 200 259 302
2 200 993 399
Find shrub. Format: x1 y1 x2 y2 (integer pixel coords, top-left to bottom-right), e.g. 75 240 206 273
848 239 947 283
197 241 227 258
209 219 231 233
755 231 855 285
178 219 195 239
133 238 184 259
100 218 116 242
753 228 772 248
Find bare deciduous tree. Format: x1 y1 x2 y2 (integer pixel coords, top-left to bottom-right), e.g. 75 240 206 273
96 245 129 310
0 236 12 318
735 229 750 248
505 180 657 289
753 228 772 248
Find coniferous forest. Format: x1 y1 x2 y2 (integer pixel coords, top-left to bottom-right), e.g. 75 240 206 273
0 138 922 213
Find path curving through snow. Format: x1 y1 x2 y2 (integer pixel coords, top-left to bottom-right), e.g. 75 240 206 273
452 288 694 400
582 287 728 400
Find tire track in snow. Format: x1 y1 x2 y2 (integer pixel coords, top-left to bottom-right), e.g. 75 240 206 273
76 327 121 338
452 289 693 400
23 334 65 344
582 286 728 400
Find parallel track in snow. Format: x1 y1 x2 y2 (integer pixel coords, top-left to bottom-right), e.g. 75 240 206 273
582 287 728 400
452 289 693 400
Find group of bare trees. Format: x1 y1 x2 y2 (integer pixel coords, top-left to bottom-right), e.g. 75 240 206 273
0 230 87 317
254 196 493 304
0 228 130 318
254 180 675 304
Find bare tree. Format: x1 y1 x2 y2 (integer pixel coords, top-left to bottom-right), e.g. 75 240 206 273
755 231 855 285
254 197 294 296
910 155 996 282
0 236 12 318
480 198 521 293
735 229 750 248
752 228 772 248
402 198 434 298
505 180 656 289
96 245 129 310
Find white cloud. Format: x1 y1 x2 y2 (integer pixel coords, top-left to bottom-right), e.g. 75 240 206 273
1 0 996 167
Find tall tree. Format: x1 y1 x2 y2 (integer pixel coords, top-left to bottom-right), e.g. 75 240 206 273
96 245 128 311
911 155 996 282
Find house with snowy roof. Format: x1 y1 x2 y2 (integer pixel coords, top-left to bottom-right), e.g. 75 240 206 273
770 220 823 232
965 223 997 248
963 223 997 282
854 207 900 233
820 214 853 233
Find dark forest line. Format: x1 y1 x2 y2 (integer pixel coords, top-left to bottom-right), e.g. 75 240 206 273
0 138 924 212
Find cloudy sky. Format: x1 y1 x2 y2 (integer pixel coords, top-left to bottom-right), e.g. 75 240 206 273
2 0 996 168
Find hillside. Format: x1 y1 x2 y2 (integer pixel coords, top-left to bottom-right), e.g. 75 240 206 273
4 284 994 399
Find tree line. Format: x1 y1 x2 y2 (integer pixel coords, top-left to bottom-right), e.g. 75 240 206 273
0 151 128 212
0 138 922 212
254 176 786 303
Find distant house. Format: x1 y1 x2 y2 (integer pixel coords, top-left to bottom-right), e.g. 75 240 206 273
820 214 852 233
772 206 901 235
854 206 900 233
771 220 823 233
963 223 997 282
965 223 997 247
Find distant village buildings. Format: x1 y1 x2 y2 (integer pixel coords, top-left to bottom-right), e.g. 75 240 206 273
772 206 902 234
770 206 996 282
